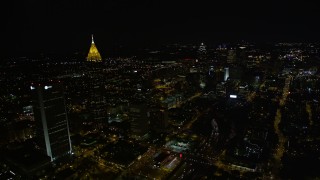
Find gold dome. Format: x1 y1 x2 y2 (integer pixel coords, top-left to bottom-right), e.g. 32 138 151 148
87 34 102 62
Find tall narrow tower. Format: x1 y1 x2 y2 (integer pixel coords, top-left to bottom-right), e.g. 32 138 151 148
31 81 72 161
87 34 102 62
224 67 229 81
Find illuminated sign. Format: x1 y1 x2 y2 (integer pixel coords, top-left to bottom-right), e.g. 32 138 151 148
230 95 237 98
44 85 52 90
30 86 35 90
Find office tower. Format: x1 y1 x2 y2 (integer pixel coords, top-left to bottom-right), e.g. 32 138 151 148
224 67 229 81
227 48 236 64
90 85 107 130
150 108 168 133
200 74 206 89
237 46 247 67
216 44 228 64
208 66 215 77
87 34 102 62
214 68 225 82
198 42 207 60
31 81 72 161
129 103 149 139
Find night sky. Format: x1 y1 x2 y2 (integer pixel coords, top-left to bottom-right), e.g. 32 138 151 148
2 0 320 57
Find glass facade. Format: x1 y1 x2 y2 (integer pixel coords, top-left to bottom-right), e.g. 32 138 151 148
31 82 72 161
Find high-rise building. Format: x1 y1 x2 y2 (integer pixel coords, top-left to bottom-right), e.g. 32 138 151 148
31 81 72 161
87 34 102 62
129 103 149 139
216 44 228 64
198 42 207 60
150 108 168 133
224 67 229 81
214 68 225 82
227 48 236 64
237 46 247 67
89 84 107 130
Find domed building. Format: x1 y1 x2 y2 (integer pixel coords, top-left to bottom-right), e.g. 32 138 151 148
87 34 102 62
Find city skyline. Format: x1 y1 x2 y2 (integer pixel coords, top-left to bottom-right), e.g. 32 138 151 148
1 32 320 179
2 1 320 58
2 1 320 179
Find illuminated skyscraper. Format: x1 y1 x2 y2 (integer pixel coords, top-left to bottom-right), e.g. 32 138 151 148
198 42 207 60
87 34 102 62
224 67 229 81
31 81 72 161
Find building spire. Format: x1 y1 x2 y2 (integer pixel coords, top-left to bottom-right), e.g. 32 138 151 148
91 34 94 44
87 34 102 62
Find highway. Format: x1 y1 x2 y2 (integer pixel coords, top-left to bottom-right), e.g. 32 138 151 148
270 75 291 178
